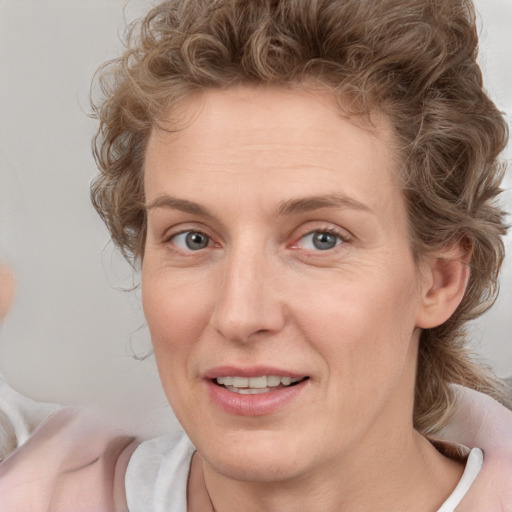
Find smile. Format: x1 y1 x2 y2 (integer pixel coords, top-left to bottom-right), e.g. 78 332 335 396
206 372 310 416
215 375 306 394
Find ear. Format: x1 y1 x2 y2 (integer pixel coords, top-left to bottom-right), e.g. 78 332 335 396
415 244 471 329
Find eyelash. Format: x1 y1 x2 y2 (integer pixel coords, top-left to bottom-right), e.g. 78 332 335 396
164 229 215 252
164 226 351 255
290 227 351 252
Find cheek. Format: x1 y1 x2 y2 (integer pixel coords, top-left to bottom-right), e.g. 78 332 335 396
294 273 420 432
141 270 213 382
143 264 210 333
141 271 214 425
291 266 421 380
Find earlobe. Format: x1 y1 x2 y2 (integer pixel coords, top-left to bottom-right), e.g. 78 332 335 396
415 245 471 329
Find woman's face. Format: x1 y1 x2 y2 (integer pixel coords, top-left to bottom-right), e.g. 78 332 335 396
142 86 428 482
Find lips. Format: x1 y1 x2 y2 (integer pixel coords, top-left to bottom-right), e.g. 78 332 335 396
215 375 306 394
203 366 310 416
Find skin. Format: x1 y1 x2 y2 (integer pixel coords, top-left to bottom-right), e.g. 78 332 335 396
142 86 469 512
0 264 15 322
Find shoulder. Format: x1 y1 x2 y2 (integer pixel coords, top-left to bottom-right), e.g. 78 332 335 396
0 373 60 459
439 384 512 451
0 376 195 512
125 430 195 512
438 385 512 510
0 406 138 512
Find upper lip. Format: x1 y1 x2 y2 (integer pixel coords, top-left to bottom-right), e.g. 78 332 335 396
202 366 308 380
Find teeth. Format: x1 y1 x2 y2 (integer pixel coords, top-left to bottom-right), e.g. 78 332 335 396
267 376 280 387
216 375 303 389
232 377 249 387
247 376 267 388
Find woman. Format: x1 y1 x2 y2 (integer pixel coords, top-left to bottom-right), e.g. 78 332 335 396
2 0 512 510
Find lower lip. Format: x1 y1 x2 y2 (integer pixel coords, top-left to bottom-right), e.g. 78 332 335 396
205 379 309 416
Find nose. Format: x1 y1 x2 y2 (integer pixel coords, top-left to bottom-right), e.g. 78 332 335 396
210 245 286 343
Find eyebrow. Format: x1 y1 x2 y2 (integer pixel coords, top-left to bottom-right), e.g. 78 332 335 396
146 196 214 217
145 193 374 217
276 194 374 216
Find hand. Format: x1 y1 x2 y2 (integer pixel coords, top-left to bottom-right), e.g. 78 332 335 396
0 264 15 322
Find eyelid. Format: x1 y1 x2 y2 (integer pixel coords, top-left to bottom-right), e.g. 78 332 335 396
169 229 212 247
289 224 353 249
163 228 195 244
162 222 214 243
160 222 352 253
162 225 220 253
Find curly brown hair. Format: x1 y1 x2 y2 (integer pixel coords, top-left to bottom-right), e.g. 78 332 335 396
91 0 510 434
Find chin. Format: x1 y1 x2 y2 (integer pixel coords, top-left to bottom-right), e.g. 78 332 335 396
199 431 310 483
206 454 306 483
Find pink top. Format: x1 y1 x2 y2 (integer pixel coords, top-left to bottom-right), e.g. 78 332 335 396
435 385 512 510
0 407 137 512
0 385 510 511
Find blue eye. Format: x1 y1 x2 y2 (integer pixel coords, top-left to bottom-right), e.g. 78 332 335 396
298 231 343 251
172 231 211 251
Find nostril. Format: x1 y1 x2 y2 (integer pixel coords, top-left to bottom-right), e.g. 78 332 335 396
253 328 270 336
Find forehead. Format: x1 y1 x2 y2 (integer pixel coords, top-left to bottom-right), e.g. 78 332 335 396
144 86 403 217
148 86 397 159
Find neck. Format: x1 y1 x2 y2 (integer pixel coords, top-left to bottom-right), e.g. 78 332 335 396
197 426 463 512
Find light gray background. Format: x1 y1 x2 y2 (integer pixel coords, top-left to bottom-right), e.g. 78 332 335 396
0 0 511 438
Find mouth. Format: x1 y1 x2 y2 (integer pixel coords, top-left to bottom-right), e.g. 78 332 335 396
213 375 309 395
205 370 310 416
